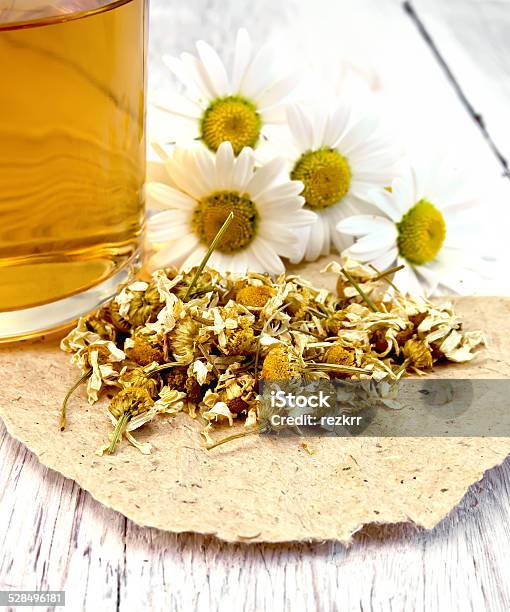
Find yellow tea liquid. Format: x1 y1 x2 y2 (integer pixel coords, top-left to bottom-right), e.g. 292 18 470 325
0 0 147 338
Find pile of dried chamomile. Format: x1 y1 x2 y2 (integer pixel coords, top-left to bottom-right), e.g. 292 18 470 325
60 259 485 454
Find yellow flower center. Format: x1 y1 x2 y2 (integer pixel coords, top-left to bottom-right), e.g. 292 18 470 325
291 148 351 210
193 190 258 253
201 96 261 154
325 344 355 367
261 345 299 380
397 199 446 265
236 285 275 308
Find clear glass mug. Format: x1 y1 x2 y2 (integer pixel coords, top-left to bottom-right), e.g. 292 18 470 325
0 0 148 341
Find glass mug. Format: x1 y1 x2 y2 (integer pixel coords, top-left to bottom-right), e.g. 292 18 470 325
0 0 148 341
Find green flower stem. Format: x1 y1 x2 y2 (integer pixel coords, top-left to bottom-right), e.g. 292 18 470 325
206 428 259 451
370 264 405 282
184 212 234 301
60 368 92 431
107 413 130 454
149 362 180 374
306 364 370 374
341 267 379 312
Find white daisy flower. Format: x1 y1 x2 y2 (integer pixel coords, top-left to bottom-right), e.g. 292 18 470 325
146 141 315 275
270 102 400 262
337 163 482 296
151 28 298 155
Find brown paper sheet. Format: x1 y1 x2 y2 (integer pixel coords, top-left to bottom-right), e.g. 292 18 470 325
1 260 510 543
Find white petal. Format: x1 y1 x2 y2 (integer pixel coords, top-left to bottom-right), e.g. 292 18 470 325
146 182 196 212
196 40 230 96
181 246 208 271
215 141 235 190
238 44 277 100
149 235 199 270
246 158 287 200
232 29 253 93
368 189 402 222
414 265 440 296
304 215 329 261
259 196 312 223
231 146 255 191
149 90 202 119
256 196 303 215
287 104 314 150
249 238 286 274
180 52 216 100
369 247 398 272
192 147 216 194
257 225 303 259
347 227 397 256
288 225 312 264
393 259 424 296
168 149 210 199
256 181 304 206
441 198 480 214
162 55 202 99
256 72 299 109
147 211 190 243
337 215 394 237
337 117 380 156
321 104 351 149
391 176 415 213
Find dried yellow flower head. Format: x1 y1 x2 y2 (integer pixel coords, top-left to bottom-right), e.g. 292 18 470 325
325 344 355 367
109 387 154 419
324 312 346 335
226 326 258 355
261 345 301 380
403 338 433 369
85 315 116 341
236 285 275 308
227 397 250 414
119 367 160 398
168 318 200 364
126 338 164 366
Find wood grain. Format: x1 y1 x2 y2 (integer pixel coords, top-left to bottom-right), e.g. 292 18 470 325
410 0 510 165
2 419 510 611
1 0 510 610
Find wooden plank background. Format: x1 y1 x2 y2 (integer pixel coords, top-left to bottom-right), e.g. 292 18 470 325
1 0 510 610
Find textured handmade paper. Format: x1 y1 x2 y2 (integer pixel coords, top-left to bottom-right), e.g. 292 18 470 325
1 260 510 543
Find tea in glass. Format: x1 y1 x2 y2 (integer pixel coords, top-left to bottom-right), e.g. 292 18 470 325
0 0 148 341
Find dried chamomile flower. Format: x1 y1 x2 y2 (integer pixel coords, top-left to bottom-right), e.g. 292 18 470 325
261 345 302 380
98 385 186 455
325 344 356 368
84 313 117 341
168 317 201 364
61 325 126 403
236 284 275 308
60 249 485 454
402 338 433 370
100 386 154 454
225 324 258 355
124 336 164 366
211 374 257 415
324 258 394 304
113 280 164 329
436 329 486 363
201 399 235 427
118 365 161 398
192 359 212 385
